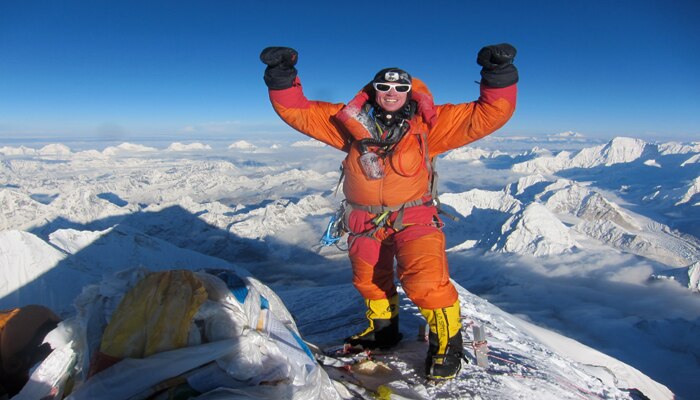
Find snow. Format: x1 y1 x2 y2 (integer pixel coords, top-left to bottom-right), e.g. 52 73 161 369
102 142 158 156
0 230 67 302
505 173 548 196
512 136 650 174
0 189 51 230
2 135 699 399
676 176 700 206
658 141 700 155
680 153 700 166
0 145 37 156
691 262 700 292
228 140 257 151
38 143 72 157
291 139 327 148
443 146 507 161
548 130 585 139
512 317 672 400
495 202 577 256
166 142 212 151
652 261 700 292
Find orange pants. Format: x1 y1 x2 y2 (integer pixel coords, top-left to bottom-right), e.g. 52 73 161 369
347 205 458 309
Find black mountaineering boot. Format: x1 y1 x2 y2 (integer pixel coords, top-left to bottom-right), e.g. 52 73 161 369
419 300 466 380
344 295 403 350
426 329 465 380
344 316 402 350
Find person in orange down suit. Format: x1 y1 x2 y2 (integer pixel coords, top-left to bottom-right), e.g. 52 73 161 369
260 44 517 379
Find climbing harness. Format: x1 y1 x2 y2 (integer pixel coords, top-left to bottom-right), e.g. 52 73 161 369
322 97 459 249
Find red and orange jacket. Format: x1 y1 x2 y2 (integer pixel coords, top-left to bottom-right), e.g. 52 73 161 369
267 76 516 208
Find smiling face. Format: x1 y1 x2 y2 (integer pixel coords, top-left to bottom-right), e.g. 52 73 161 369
375 87 409 112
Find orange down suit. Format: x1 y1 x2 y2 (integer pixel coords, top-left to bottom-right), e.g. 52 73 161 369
267 76 517 310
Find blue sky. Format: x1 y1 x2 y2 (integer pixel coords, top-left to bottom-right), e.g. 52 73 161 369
1 0 699 142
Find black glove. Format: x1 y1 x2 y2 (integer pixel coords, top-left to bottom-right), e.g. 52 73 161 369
477 43 518 88
260 47 298 90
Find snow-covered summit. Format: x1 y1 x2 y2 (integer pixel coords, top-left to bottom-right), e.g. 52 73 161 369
547 130 586 141
513 137 650 174
228 140 257 151
38 143 72 157
103 142 158 156
658 141 700 155
291 139 326 148
0 145 38 156
676 176 700 206
495 202 577 256
166 142 212 151
443 146 508 161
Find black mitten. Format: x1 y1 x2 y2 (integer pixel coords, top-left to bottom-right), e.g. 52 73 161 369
477 43 519 88
260 47 298 90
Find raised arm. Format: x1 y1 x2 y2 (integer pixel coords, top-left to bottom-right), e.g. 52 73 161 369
260 47 349 151
427 44 519 156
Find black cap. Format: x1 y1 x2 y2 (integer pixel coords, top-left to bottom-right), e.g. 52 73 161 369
373 68 412 85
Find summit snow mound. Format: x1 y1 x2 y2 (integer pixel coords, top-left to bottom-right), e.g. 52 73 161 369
281 281 673 400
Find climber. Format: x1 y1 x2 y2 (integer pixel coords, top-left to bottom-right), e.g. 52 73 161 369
260 44 518 379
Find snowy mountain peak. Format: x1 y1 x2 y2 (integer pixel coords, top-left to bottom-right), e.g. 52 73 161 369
658 141 700 155
228 140 257 151
546 130 586 141
506 174 548 196
443 146 507 161
690 262 700 292
681 153 700 167
572 136 648 168
166 142 212 151
103 142 158 156
676 176 700 206
495 202 577 256
512 136 654 174
555 130 584 138
577 192 642 230
291 139 327 148
0 145 38 156
604 136 648 163
38 143 72 157
0 189 51 230
440 189 522 217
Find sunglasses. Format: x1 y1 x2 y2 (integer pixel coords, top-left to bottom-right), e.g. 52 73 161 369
373 82 412 93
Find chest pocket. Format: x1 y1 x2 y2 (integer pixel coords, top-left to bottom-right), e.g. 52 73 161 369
388 133 428 177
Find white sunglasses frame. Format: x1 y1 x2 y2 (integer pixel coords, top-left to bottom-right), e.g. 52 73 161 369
373 82 412 93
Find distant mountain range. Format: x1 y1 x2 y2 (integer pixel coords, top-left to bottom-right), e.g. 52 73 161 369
1 135 698 399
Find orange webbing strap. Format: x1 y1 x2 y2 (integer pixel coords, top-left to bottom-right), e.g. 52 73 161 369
428 157 459 222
